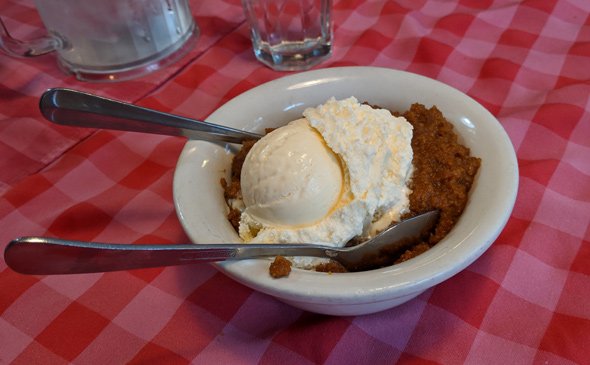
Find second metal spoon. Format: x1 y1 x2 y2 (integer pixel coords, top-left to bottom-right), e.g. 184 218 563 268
40 88 263 144
5 211 438 275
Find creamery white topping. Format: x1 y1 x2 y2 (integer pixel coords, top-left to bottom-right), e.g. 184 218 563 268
238 97 413 260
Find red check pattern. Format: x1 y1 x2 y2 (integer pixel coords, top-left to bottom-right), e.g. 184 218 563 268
1 0 589 364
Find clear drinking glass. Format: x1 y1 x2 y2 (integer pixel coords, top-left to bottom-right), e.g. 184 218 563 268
241 0 332 71
0 0 198 82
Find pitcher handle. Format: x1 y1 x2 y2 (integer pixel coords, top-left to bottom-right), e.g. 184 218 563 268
0 17 60 58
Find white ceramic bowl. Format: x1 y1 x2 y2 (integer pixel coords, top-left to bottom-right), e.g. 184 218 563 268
173 66 518 316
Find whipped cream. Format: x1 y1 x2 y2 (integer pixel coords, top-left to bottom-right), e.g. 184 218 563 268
237 97 413 267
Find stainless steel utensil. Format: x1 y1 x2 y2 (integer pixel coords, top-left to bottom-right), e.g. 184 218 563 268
40 88 263 144
5 211 438 274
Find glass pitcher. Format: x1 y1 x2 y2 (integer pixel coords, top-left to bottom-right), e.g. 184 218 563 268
0 0 198 82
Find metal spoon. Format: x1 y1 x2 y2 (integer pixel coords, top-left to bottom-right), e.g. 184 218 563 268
4 211 438 275
39 88 262 144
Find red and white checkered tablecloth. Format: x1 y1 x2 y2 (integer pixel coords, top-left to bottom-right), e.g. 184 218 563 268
1 0 589 364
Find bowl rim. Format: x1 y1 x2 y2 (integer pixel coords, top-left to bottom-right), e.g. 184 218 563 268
173 66 519 305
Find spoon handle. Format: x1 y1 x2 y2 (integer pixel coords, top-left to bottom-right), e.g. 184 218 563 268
39 88 262 144
4 237 331 275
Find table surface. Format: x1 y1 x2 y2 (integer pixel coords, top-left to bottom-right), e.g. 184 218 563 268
1 0 589 364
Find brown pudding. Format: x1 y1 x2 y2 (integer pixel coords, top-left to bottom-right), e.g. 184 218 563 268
221 104 480 276
393 103 481 263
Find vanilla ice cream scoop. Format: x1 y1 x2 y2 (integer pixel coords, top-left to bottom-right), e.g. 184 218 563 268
240 118 343 228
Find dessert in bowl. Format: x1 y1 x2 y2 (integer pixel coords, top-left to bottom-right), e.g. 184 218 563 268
173 66 518 316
